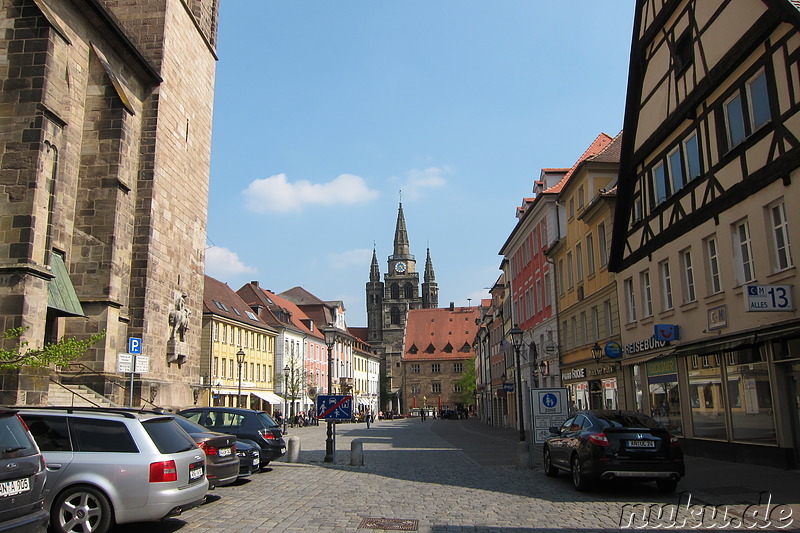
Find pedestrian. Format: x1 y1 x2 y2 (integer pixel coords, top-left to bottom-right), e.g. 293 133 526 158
366 411 371 429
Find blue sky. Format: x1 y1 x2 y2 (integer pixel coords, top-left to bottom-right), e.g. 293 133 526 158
205 1 635 326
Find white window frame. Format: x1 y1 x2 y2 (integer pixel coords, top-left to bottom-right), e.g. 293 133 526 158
641 270 653 318
576 242 584 283
681 248 696 303
667 146 684 194
567 251 574 289
586 232 595 276
660 260 673 311
598 222 608 266
624 278 637 323
706 236 722 294
683 132 701 181
747 69 770 131
768 200 793 271
733 219 755 285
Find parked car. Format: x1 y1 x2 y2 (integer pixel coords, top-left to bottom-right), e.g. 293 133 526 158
178 407 285 470
170 415 239 489
0 409 48 533
234 439 260 478
543 409 685 493
19 407 208 533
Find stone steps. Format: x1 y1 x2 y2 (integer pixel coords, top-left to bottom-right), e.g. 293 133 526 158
47 383 119 408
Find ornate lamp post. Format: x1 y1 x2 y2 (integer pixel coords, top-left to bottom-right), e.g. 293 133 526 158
283 364 290 433
323 324 336 463
509 325 525 441
236 348 246 408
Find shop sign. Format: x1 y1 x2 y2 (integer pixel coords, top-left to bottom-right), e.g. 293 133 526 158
646 357 677 378
604 342 622 359
708 305 728 330
588 365 616 377
561 367 586 381
654 324 680 342
745 284 794 312
544 340 557 353
503 382 514 392
624 335 667 355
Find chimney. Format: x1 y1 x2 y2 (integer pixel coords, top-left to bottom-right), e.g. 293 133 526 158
251 281 259 287
449 302 454 311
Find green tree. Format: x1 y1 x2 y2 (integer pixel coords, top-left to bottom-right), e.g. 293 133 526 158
456 356 477 405
1 327 105 369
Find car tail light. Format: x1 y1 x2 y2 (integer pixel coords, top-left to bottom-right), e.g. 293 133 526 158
149 460 178 483
588 432 610 447
198 441 218 456
669 434 681 448
259 429 276 440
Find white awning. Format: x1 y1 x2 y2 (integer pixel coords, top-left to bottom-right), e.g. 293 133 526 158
250 391 284 404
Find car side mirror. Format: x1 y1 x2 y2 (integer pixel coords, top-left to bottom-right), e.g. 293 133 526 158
548 426 561 435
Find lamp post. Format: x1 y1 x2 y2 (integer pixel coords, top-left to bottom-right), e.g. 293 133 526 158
283 364 290 433
591 342 603 361
509 325 525 441
236 349 246 408
323 324 336 463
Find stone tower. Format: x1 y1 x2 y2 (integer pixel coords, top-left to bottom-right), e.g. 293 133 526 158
421 247 439 309
0 0 218 406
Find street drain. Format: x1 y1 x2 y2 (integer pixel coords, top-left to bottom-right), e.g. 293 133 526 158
359 518 419 531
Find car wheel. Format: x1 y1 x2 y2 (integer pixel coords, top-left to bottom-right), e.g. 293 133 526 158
656 478 678 493
543 447 559 477
259 460 271 471
571 455 592 492
52 484 113 533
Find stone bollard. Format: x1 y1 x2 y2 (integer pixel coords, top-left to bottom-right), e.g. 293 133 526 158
515 441 530 470
286 436 301 463
350 439 364 466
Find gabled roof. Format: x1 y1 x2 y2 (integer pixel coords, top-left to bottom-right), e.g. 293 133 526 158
203 275 275 332
236 281 317 338
403 307 481 361
543 133 614 194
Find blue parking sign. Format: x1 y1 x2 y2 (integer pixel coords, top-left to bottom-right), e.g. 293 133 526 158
128 337 142 354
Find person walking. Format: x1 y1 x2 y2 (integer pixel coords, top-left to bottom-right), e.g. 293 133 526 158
366 412 371 429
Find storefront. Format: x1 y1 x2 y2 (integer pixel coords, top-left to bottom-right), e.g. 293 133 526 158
561 364 621 413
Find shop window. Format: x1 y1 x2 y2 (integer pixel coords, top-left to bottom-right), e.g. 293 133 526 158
688 355 727 440
726 349 776 445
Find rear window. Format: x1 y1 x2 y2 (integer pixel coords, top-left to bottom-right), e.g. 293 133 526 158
595 413 661 429
256 413 279 429
173 415 208 434
143 418 197 454
72 418 138 453
0 412 38 457
206 411 245 429
22 415 71 452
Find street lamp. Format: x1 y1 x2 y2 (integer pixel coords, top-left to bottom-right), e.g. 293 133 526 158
323 323 337 463
591 342 603 361
236 349 246 408
283 364 290 433
509 324 525 441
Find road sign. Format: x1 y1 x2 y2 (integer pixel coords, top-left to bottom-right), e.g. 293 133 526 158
134 355 149 374
317 395 353 420
118 353 133 373
117 354 149 374
128 337 142 354
530 388 569 444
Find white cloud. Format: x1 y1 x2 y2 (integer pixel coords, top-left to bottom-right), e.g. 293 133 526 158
400 166 449 200
329 248 373 269
205 246 256 277
243 173 379 213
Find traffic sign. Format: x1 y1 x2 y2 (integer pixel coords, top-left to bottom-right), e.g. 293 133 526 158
530 388 569 444
118 353 133 373
128 337 142 354
117 354 149 374
317 395 353 420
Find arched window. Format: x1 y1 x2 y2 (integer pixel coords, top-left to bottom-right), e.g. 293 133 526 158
390 307 401 325
404 283 414 299
390 283 400 299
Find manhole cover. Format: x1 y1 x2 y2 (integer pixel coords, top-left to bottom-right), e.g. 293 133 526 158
359 518 419 531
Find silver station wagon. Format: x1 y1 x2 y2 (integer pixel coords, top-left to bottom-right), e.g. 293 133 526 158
18 407 208 533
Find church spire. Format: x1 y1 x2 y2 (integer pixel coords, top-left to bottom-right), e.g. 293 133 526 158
392 202 412 259
370 246 380 282
424 247 436 282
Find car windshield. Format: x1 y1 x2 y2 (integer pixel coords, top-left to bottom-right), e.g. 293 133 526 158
256 412 279 429
595 412 661 429
143 418 198 453
0 412 37 457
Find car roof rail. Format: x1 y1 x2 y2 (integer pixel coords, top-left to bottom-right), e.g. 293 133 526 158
12 406 143 419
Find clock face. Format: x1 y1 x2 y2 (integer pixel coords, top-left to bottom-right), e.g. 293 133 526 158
395 261 406 273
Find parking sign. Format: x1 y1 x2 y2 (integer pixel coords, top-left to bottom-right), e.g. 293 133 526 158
128 337 142 354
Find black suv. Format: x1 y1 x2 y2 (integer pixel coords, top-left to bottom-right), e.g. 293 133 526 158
0 409 48 533
178 408 285 470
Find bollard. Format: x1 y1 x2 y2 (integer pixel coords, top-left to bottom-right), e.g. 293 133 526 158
515 441 530 470
286 436 301 463
350 439 364 466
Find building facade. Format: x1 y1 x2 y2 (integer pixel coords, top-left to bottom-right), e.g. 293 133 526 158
611 0 800 468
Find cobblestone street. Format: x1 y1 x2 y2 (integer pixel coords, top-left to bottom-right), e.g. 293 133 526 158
114 417 729 533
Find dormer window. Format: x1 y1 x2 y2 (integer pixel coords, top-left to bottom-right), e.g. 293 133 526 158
443 342 453 353
425 343 435 354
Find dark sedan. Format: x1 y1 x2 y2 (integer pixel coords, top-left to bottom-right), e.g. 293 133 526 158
543 410 685 492
234 438 260 477
171 414 239 489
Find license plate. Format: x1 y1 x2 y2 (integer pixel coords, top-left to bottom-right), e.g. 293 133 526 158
189 461 204 481
218 447 231 457
0 477 30 498
628 440 656 448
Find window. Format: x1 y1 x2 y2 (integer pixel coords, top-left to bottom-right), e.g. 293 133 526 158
454 383 463 392
577 186 585 208
598 223 608 266
73 419 138 453
604 300 614 336
566 251 574 289
641 270 653 317
624 278 637 323
660 260 673 311
536 279 543 314
229 360 233 380
571 317 577 348
213 357 218 377
569 198 575 219
575 243 584 283
411 364 420 374
706 236 722 294
431 363 441 373
725 92 747 148
454 362 463 373
748 70 771 130
432 383 441 393
592 307 600 341
674 30 693 74
24 415 70 451
733 219 755 284
213 323 219 342
668 147 684 193
544 272 551 307
684 133 701 181
724 69 771 150
557 259 565 295
681 249 696 303
769 200 792 271
222 326 227 344
390 307 401 325
580 312 587 346
654 162 669 204
586 232 595 275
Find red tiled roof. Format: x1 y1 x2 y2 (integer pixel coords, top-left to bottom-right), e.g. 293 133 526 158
543 133 614 194
203 275 274 331
348 327 369 343
403 307 481 361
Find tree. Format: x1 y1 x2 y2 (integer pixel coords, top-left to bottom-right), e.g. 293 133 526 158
456 356 477 405
1 327 106 369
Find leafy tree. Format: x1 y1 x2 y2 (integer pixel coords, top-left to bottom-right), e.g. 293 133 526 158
1 327 105 369
456 356 477 405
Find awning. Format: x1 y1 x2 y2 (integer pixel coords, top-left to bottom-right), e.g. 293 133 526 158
250 391 284 404
47 253 84 317
387 388 401 397
673 335 757 357
620 349 675 366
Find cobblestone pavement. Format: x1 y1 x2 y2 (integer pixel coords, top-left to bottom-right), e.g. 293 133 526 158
114 417 790 532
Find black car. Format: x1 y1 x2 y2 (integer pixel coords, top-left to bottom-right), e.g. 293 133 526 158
234 439 260 477
543 409 685 492
0 409 48 533
178 408 285 470
170 415 239 489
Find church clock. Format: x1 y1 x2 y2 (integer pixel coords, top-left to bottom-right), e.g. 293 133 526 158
394 261 406 273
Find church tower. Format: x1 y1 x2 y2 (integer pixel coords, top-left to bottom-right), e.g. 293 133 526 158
366 247 384 344
421 247 439 309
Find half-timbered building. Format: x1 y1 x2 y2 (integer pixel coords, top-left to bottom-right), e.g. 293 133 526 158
610 0 800 467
